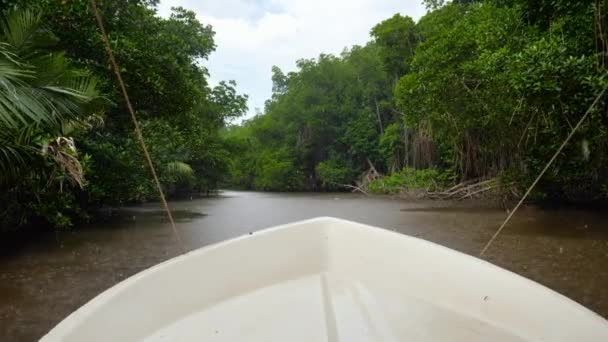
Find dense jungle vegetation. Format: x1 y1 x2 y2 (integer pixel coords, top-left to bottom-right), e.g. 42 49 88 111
0 0 247 229
1 0 607 230
225 0 608 201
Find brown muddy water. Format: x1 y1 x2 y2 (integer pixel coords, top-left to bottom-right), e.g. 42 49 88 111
1 190 607 341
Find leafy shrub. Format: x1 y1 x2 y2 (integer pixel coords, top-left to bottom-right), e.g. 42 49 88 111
315 158 353 190
368 168 450 194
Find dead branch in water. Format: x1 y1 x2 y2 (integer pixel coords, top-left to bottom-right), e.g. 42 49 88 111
341 183 369 195
341 160 381 195
427 178 514 201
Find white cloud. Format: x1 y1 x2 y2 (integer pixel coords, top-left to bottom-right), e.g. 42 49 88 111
158 0 427 120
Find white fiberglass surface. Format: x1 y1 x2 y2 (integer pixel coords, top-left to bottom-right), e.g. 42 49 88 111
41 217 608 342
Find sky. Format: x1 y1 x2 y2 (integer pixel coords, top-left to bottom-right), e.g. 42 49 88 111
157 0 427 120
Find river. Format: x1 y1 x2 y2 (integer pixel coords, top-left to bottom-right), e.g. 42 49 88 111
1 191 607 341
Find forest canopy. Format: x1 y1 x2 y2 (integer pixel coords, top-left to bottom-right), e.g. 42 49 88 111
0 0 247 229
224 0 608 201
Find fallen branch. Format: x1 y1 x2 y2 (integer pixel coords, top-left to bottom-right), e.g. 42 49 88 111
341 183 369 195
457 183 500 200
426 178 515 201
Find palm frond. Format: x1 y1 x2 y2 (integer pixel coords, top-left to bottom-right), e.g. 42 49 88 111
0 9 56 56
0 8 102 184
0 9 101 130
0 42 21 64
0 125 37 183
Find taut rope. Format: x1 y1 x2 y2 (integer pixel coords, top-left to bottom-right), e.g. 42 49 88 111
90 0 184 251
479 84 608 257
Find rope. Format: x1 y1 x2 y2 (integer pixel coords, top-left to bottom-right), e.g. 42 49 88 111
90 0 184 251
479 84 608 257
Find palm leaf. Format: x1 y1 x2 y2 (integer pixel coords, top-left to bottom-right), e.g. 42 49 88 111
0 125 37 182
0 8 102 183
0 9 101 129
0 9 56 57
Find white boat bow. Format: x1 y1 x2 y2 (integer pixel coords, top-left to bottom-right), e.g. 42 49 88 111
41 217 608 341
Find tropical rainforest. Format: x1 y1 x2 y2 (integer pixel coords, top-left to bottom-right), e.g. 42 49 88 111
225 0 608 200
0 0 247 229
1 0 607 230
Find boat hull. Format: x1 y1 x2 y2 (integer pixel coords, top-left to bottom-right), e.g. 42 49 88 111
41 217 608 341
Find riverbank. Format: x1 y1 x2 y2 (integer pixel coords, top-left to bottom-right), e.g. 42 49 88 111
1 191 607 341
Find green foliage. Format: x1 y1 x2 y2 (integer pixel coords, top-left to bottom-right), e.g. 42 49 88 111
228 0 608 201
392 1 608 199
0 8 101 176
395 3 527 177
225 43 397 191
222 120 302 191
368 168 447 194
0 8 102 229
371 14 417 79
315 158 353 190
44 0 245 203
251 149 301 191
379 123 403 171
210 80 249 124
164 161 194 182
1 1 248 229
